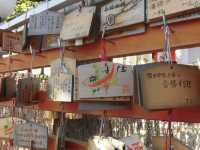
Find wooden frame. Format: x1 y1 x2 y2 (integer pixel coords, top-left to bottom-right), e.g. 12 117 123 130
0 19 200 124
0 19 200 72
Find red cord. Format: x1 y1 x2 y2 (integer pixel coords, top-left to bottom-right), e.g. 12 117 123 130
100 40 108 61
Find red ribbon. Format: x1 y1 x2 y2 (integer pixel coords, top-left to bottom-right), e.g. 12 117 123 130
100 40 108 61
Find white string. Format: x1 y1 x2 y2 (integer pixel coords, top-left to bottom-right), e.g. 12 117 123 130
30 46 33 71
99 116 105 136
102 26 106 39
162 12 172 64
99 112 106 136
58 38 68 74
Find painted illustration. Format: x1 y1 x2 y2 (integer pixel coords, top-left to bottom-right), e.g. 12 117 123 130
78 61 133 98
0 118 15 139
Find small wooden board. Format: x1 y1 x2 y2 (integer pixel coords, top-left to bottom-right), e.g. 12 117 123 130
101 0 145 31
148 0 200 21
140 63 200 110
152 136 192 150
60 7 96 41
2 32 23 53
78 61 134 99
28 11 64 36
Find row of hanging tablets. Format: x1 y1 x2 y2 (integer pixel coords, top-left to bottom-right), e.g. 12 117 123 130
0 72 46 106
1 0 200 52
78 61 200 111
1 58 200 111
46 55 200 110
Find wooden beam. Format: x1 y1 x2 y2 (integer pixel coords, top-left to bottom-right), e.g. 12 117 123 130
0 99 15 107
0 20 199 73
82 19 200 59
2 98 200 123
79 105 200 123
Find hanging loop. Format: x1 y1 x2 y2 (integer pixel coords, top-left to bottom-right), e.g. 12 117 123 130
162 11 172 64
59 39 68 74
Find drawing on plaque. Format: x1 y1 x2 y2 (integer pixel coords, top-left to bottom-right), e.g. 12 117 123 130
101 0 145 31
28 11 64 36
78 61 133 98
0 118 14 139
48 58 76 102
148 0 200 21
14 122 48 149
2 32 23 52
60 7 96 41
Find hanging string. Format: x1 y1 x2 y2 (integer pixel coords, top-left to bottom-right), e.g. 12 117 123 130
8 51 12 76
162 11 172 64
29 45 35 74
59 39 68 74
58 104 66 150
99 111 107 136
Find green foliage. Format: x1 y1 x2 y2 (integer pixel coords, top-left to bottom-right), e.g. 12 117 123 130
7 0 43 20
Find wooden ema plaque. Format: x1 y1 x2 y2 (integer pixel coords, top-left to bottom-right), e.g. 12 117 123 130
101 0 145 31
60 7 96 41
28 11 64 36
148 0 200 21
121 135 147 150
16 77 40 106
0 77 16 100
152 136 192 150
48 58 76 102
140 63 200 110
78 61 133 99
14 122 48 149
2 32 23 52
88 136 124 150
42 35 59 50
